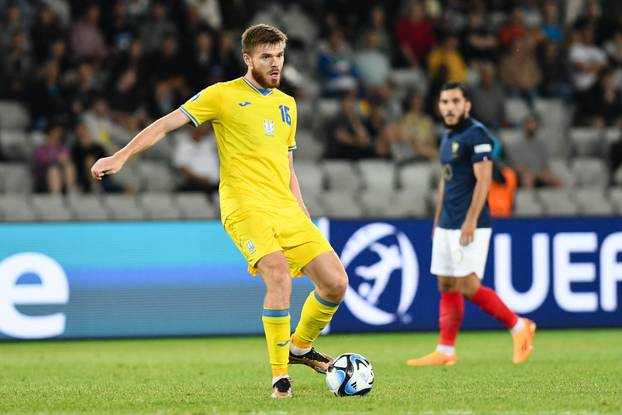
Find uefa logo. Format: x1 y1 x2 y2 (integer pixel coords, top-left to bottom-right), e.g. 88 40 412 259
339 223 419 326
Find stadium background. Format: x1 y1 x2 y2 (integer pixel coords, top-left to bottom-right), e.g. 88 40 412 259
0 0 621 339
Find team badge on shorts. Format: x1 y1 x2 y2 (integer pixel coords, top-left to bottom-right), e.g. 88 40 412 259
246 239 256 254
263 119 275 136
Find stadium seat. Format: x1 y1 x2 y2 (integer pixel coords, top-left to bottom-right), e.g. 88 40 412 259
136 161 176 192
103 194 145 220
571 157 608 188
0 129 32 161
320 191 364 218
316 99 339 121
549 159 575 188
175 192 216 219
609 187 622 213
574 189 614 216
2 162 32 194
0 100 30 130
112 164 141 191
569 128 604 157
0 194 36 221
68 195 109 220
504 98 530 126
138 192 181 220
393 189 428 217
301 192 326 217
398 162 434 197
358 159 396 192
294 129 323 161
534 98 568 157
359 189 393 217
142 138 174 161
498 128 522 149
513 189 544 216
31 194 72 221
294 160 323 194
389 68 427 93
536 189 579 216
322 160 361 192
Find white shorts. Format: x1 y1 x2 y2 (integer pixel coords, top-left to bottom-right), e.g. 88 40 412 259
430 227 492 278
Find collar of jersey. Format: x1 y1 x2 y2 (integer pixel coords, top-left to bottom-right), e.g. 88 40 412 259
242 77 273 96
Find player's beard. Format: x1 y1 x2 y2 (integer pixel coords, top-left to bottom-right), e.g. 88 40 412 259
251 67 280 89
442 112 468 130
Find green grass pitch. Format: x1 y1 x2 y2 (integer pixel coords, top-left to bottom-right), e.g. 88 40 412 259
1 329 620 414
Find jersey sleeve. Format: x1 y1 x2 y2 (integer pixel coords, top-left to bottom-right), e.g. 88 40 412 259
287 100 297 151
179 83 221 126
469 127 494 163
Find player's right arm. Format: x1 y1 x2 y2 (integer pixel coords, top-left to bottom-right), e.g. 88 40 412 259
91 83 221 180
91 109 188 180
432 176 445 239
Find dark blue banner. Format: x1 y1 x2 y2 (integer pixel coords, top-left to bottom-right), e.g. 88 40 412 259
326 218 622 333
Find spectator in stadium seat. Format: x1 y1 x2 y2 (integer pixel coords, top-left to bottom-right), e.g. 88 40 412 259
212 31 245 82
395 0 436 68
568 22 607 97
71 123 123 193
324 91 376 160
185 31 219 91
499 7 527 48
67 62 101 118
82 98 132 155
106 68 145 131
395 92 438 162
30 4 65 64
500 36 541 106
102 0 136 52
0 30 32 100
0 1 27 49
506 115 562 188
318 29 360 97
173 123 220 194
470 62 506 130
354 31 391 90
149 33 184 84
605 28 622 65
139 1 176 54
427 33 468 84
70 4 106 61
461 10 499 64
364 99 394 159
538 39 572 100
578 69 622 128
27 60 69 130
356 5 392 58
541 0 563 43
33 124 77 194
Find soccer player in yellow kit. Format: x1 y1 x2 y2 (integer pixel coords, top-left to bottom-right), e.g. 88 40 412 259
91 24 348 398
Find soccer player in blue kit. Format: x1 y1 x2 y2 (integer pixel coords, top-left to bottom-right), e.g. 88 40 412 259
407 82 536 366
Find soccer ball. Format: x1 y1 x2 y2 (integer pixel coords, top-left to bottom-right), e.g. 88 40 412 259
325 353 374 397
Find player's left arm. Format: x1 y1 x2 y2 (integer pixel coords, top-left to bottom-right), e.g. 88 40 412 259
289 152 310 218
461 160 492 246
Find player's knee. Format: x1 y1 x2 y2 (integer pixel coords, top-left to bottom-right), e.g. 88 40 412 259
322 270 348 302
438 278 456 292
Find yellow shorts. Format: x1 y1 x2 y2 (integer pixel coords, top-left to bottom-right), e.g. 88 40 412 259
223 207 333 277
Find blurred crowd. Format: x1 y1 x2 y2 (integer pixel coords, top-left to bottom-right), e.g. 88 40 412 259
1 0 622 202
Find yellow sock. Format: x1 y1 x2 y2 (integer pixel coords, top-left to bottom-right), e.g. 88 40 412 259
292 291 339 350
262 309 291 378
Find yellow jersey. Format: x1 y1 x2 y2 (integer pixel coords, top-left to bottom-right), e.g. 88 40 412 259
179 77 298 221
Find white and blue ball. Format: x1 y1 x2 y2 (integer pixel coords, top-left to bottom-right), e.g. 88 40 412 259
326 353 374 397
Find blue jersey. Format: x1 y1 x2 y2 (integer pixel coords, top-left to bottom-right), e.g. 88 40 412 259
438 117 493 229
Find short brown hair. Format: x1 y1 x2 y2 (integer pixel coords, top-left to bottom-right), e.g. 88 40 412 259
241 24 287 54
